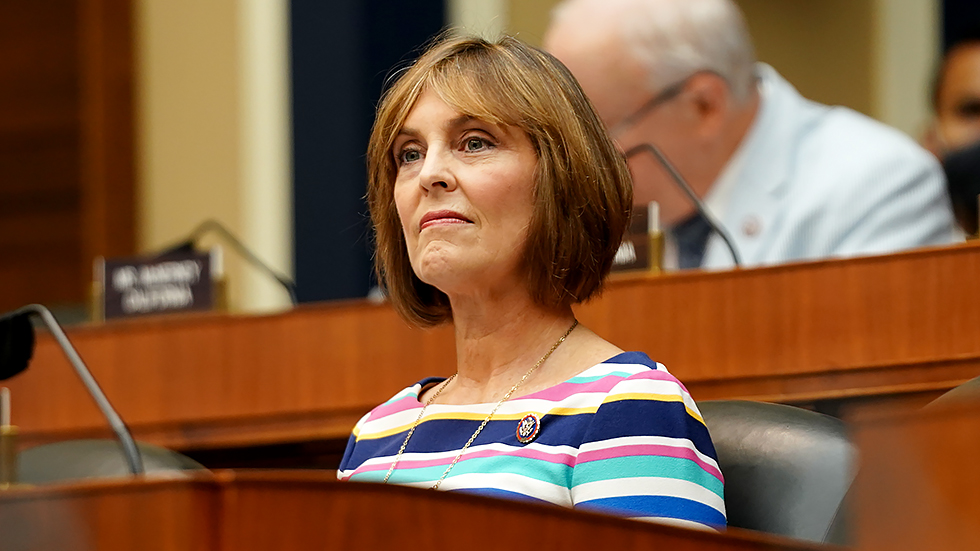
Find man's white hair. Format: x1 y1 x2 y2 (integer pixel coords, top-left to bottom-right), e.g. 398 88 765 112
553 0 757 102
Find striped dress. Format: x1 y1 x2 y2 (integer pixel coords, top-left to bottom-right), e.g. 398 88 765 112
338 351 726 530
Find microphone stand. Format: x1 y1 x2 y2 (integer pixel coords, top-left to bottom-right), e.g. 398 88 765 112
4 305 144 476
625 143 743 267
157 219 298 305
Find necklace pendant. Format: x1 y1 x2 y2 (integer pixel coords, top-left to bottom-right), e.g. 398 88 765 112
516 413 541 444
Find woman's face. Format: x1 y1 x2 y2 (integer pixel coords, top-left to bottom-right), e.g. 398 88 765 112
392 89 538 298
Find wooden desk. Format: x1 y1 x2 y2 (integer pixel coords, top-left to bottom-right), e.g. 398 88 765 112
852 400 980 550
0 470 829 551
6 243 980 454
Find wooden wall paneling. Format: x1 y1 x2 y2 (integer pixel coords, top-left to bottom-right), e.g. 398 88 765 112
578 243 980 400
7 300 456 450
78 0 136 284
0 0 135 313
0 0 84 311
5 244 980 453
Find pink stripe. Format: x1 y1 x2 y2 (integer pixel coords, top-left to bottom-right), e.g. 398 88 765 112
354 447 577 474
526 369 683 402
528 378 625 402
369 395 421 418
577 444 723 482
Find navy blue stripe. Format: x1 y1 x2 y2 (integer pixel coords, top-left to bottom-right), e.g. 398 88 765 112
601 351 658 366
338 432 358 471
583 398 716 458
576 495 726 527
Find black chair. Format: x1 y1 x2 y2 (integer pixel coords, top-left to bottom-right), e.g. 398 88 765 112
926 375 980 409
17 439 205 485
698 400 856 545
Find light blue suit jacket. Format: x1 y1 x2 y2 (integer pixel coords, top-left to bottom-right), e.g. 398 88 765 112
701 65 957 269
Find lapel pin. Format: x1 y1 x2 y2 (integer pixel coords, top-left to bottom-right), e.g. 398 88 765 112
516 413 541 444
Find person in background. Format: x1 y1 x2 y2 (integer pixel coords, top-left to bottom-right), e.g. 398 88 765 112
545 0 958 270
338 34 726 530
923 26 980 235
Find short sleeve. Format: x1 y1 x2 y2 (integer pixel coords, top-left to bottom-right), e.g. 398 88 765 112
569 369 726 530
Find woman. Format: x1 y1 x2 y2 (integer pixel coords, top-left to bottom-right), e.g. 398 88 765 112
338 35 725 530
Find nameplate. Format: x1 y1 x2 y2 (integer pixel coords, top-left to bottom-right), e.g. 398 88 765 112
96 252 213 320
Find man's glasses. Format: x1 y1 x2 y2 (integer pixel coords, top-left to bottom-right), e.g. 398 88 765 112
609 70 721 137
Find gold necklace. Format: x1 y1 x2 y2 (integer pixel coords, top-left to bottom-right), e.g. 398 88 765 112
382 319 579 489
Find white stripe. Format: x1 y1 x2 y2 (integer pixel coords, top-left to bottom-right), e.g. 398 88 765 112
578 435 721 474
605 377 700 411
438 472 573 507
573 476 726 514
354 441 581 469
358 407 424 434
606 376 690 398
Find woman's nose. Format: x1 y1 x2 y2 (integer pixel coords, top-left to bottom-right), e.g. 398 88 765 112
419 149 457 192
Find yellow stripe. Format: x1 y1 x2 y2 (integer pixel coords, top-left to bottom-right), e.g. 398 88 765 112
601 392 705 424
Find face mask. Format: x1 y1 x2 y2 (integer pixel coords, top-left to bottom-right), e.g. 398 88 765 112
943 138 980 234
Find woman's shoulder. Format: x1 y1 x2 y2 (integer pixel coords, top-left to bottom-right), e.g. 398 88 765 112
573 352 698 409
571 351 675 385
352 376 447 433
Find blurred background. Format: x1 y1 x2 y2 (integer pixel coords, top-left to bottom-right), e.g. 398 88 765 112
2 0 979 321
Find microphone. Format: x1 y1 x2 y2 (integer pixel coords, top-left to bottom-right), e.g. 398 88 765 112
0 311 34 381
156 219 298 305
0 305 144 475
625 143 743 267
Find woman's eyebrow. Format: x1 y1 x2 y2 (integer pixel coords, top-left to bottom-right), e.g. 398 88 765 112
445 114 476 130
395 127 421 140
396 115 481 141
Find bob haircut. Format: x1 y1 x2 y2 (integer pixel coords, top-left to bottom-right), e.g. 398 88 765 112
367 35 632 327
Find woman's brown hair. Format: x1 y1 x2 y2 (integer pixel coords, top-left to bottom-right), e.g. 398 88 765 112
367 35 632 327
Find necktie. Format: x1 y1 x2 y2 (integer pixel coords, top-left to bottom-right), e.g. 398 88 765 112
673 212 713 269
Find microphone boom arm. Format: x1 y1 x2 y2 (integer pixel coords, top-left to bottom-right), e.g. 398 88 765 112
14 305 144 475
626 143 743 267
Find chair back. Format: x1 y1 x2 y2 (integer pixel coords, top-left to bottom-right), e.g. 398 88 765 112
698 400 856 545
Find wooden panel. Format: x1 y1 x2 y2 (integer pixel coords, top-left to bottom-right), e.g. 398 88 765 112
5 243 980 453
78 0 136 264
583 243 980 381
0 475 219 551
0 471 826 551
0 0 135 312
852 402 980 550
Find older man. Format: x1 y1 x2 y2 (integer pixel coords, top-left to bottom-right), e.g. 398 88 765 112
545 0 957 269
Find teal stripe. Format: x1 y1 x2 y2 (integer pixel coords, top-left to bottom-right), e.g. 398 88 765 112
572 456 724 498
566 371 637 384
379 388 418 406
352 455 574 486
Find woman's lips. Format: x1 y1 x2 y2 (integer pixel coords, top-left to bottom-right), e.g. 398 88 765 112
419 210 472 231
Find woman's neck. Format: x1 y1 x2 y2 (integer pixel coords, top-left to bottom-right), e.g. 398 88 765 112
444 289 576 403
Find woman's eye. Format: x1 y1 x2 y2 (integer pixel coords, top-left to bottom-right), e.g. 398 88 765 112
464 137 488 152
399 149 421 164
